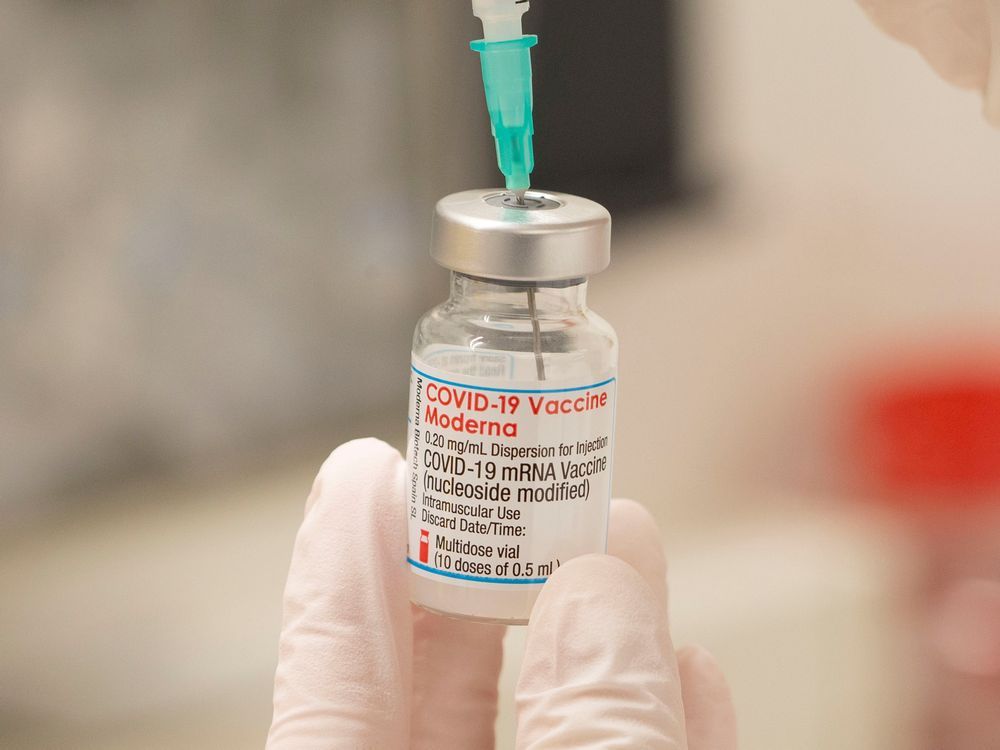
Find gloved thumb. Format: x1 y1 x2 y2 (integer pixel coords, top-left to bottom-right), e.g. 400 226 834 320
515 554 688 749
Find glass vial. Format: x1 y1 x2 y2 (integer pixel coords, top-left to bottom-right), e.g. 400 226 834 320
405 190 617 624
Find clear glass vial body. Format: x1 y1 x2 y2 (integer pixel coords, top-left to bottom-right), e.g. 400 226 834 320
408 273 618 623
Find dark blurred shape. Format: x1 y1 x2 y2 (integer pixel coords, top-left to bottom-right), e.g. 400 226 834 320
526 0 687 216
0 2 487 515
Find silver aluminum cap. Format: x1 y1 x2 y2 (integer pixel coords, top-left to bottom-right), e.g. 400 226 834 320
430 189 611 282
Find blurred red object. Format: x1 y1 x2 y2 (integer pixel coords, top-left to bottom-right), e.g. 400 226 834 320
854 354 1000 748
858 368 1000 506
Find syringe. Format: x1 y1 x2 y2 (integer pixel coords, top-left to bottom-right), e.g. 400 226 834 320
471 0 544 375
470 0 537 201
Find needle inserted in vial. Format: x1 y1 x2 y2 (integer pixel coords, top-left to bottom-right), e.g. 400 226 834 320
513 189 527 206
526 285 546 380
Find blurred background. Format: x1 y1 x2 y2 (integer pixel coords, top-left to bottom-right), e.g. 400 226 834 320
3 1 1000 748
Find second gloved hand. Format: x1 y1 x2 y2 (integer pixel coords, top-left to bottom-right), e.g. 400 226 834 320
266 438 738 749
857 0 1000 124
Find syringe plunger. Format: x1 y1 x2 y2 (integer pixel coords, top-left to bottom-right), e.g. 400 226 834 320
472 0 529 42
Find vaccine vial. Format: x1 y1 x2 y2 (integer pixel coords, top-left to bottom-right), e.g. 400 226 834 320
406 189 618 623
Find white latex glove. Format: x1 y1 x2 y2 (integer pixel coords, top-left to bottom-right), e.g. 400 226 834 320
266 438 738 749
857 0 1000 124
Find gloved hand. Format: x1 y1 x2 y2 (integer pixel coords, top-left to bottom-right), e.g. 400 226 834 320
266 438 738 749
857 0 1000 125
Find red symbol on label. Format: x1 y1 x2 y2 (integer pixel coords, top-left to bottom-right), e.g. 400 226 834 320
419 529 430 563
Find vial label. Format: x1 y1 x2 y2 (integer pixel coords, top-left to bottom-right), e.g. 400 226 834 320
406 356 616 590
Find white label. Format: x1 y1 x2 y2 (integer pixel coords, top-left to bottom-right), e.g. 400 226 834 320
406 356 616 589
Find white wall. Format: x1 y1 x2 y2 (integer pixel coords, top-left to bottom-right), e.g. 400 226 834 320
599 0 1000 528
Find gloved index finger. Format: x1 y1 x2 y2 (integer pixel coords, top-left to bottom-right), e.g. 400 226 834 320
515 499 687 749
267 438 412 750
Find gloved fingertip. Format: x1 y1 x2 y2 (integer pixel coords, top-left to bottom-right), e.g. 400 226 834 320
305 437 402 516
517 555 686 748
677 645 739 750
524 554 667 682
608 498 663 550
677 645 730 702
607 498 667 603
538 551 645 599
